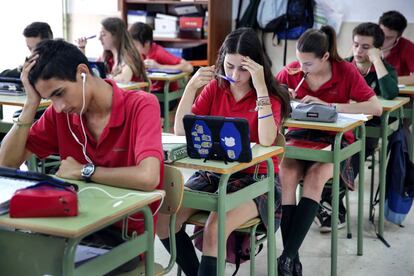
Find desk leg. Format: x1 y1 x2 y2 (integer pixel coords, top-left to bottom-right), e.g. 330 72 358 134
163 81 170 131
378 111 390 238
331 132 343 276
410 98 414 161
266 159 276 276
141 205 155 276
357 124 365 255
63 238 81 276
217 174 230 276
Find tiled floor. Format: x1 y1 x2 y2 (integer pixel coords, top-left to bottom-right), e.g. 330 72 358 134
154 166 414 276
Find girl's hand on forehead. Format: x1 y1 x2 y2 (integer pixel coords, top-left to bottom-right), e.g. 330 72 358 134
241 56 265 91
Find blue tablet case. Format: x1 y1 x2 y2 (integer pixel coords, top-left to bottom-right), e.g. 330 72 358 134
147 68 182 74
183 115 252 163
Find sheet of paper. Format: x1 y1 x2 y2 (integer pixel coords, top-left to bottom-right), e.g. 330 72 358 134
162 135 187 144
75 245 108 264
398 84 406 89
338 113 369 121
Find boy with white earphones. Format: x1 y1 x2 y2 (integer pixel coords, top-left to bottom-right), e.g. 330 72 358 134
0 39 164 275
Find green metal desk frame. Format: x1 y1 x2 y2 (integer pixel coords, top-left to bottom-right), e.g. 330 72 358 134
149 72 189 132
283 118 367 276
173 145 284 276
0 181 162 276
399 86 414 161
366 97 409 241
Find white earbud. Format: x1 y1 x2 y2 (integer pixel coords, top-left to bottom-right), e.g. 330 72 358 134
81 72 86 83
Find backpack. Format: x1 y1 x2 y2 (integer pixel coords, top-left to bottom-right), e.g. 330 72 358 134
384 125 414 225
193 225 263 276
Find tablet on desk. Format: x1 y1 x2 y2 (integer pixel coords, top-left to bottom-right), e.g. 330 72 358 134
147 68 182 74
183 115 252 163
0 77 25 96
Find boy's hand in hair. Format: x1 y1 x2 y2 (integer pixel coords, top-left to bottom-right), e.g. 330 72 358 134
21 54 41 107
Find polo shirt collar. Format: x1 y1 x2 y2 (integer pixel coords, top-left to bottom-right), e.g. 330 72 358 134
72 79 125 128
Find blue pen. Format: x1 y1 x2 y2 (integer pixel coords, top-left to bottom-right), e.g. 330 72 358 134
216 74 235 83
86 35 96 40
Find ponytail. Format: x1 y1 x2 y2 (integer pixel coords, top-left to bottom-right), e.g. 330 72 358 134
297 25 342 61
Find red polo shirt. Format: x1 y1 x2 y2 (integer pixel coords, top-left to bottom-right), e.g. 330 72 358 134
144 43 182 92
277 59 376 143
27 79 163 234
384 37 414 76
192 79 282 174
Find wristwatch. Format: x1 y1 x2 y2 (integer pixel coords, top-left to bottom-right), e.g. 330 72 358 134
81 163 95 182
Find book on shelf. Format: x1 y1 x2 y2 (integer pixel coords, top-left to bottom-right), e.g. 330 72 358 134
286 139 332 151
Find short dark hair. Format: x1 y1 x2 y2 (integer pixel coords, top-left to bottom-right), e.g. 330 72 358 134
352 22 385 48
23 22 53 39
379 10 407 35
29 39 90 86
129 22 153 44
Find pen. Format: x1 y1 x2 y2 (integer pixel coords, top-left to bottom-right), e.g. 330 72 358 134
216 74 235 83
86 35 96 40
294 72 309 93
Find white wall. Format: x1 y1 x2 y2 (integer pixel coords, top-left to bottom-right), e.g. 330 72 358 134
0 0 63 72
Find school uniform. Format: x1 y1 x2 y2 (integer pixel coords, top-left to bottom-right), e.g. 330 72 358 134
345 56 399 177
144 42 182 92
106 56 144 82
186 79 283 229
383 37 414 76
277 59 376 189
26 79 164 235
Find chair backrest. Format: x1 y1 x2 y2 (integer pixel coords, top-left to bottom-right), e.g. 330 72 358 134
160 165 185 215
275 132 286 162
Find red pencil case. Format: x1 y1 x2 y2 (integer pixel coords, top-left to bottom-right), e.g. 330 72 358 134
9 182 78 218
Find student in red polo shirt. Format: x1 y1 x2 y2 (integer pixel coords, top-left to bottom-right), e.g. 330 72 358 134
156 28 290 276
379 10 414 85
129 22 194 115
77 17 149 84
0 40 163 275
276 25 382 276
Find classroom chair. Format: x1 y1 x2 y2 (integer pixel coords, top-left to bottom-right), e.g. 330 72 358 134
120 165 185 276
178 134 286 276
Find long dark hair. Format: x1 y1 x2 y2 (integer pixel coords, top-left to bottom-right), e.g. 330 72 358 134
297 25 342 62
215 27 291 121
101 17 148 84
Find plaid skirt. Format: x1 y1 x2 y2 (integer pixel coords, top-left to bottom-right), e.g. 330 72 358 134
185 170 282 231
285 129 355 190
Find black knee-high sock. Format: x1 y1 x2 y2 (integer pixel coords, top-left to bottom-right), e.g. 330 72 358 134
160 228 199 276
198 255 217 276
280 205 297 248
283 197 319 259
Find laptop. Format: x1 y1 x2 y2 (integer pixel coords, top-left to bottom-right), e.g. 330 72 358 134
88 60 107 78
0 76 25 96
183 115 252 163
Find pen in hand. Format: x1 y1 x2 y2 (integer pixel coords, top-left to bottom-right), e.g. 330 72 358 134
216 74 235 83
290 72 309 99
86 35 96 40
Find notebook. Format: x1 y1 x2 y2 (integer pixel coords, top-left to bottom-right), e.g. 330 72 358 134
183 115 252 163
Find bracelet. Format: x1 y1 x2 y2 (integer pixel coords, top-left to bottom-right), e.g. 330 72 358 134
255 97 272 111
13 117 33 128
258 113 273 120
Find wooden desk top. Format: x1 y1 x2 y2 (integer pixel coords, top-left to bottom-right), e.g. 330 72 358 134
147 72 190 81
380 97 410 111
284 117 365 133
0 181 164 239
399 85 414 95
173 145 283 174
117 82 148 90
0 95 50 108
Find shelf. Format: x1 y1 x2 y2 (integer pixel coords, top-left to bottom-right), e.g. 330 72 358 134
189 60 208 67
126 0 208 4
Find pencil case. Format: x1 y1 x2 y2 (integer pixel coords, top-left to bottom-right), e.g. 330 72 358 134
9 182 78 218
